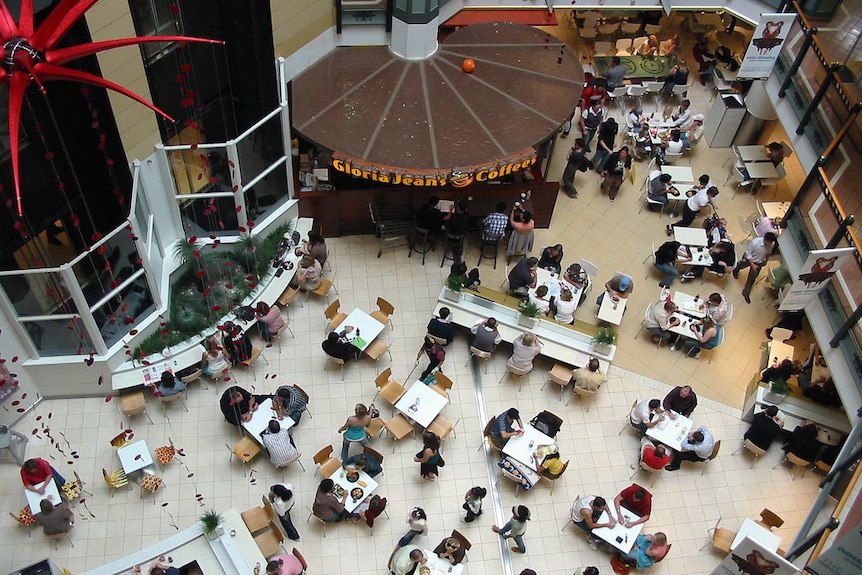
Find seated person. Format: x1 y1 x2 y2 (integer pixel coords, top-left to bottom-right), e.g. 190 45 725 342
629 399 667 434
744 405 784 451
534 444 564 477
572 495 615 548
433 536 466 565
355 493 387 528
666 425 715 470
755 216 779 237
663 385 697 417
260 420 300 467
222 321 253 365
508 257 538 297
800 374 842 407
21 457 66 493
219 385 267 425
626 106 647 137
508 332 543 373
427 307 456 345
572 357 608 392
255 302 285 341
655 129 684 161
265 555 304 575
782 422 819 461
152 370 186 398
564 263 588 288
490 408 523 449
34 499 74 536
449 260 480 290
637 35 660 56
391 546 427 575
647 172 680 207
322 328 362 362
343 452 383 478
553 287 577 325
760 359 798 384
614 484 652 526
682 240 736 281
274 385 307 423
416 196 444 231
538 244 564 274
596 274 633 306
620 532 670 570
150 563 180 575
312 478 358 523
639 437 671 471
292 255 322 291
201 334 230 377
644 300 680 343
682 317 722 359
528 285 552 316
471 318 502 352
443 199 471 237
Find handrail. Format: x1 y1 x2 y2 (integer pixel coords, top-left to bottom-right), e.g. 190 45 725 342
806 458 862 564
814 167 862 270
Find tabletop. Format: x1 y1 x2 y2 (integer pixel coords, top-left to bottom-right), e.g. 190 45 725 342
761 202 790 221
649 118 676 130
597 291 627 325
673 291 706 319
24 478 62 514
592 510 643 553
646 412 693 451
342 308 386 352
242 398 295 442
502 424 555 472
731 518 782 552
667 312 702 340
694 12 724 27
745 162 778 179
395 381 449 428
672 226 708 247
686 247 713 267
662 165 694 185
328 467 379 513
421 550 466 575
532 267 582 304
736 145 770 162
768 340 795 363
117 440 154 474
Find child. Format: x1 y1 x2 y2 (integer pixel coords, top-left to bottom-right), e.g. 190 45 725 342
397 507 427 547
463 486 487 522
492 505 531 554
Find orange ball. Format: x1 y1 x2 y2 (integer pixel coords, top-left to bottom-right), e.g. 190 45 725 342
462 59 475 73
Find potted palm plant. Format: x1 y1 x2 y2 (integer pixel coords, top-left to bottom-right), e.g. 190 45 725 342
592 327 617 355
443 275 464 302
518 301 541 328
765 377 791 404
200 509 224 540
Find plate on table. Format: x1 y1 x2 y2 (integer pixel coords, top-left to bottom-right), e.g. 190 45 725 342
332 485 345 499
350 487 364 501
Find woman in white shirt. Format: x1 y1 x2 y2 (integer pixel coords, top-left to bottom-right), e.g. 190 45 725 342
528 285 551 315
554 288 576 324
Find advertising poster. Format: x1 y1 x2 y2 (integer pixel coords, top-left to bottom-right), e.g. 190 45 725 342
709 537 799 575
778 247 856 311
737 14 797 80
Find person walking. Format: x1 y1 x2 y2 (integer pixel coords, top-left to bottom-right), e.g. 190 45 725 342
561 138 587 198
492 505 531 553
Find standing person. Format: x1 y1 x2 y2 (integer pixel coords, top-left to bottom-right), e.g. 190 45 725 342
604 56 627 90
600 146 631 203
663 59 689 96
654 240 690 288
337 403 372 461
508 332 543 373
592 117 619 174
667 185 719 233
692 36 715 85
426 308 455 345
397 507 428 547
201 334 230 378
255 302 285 342
414 430 443 480
507 207 535 257
463 486 487 522
471 317 502 353
416 336 446 381
733 232 777 304
663 385 698 417
744 405 784 451
492 505 531 554
561 138 587 198
34 499 74 536
268 483 300 541
580 99 604 152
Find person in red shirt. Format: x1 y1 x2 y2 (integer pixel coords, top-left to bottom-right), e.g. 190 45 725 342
21 457 66 493
639 438 671 472
614 484 652 527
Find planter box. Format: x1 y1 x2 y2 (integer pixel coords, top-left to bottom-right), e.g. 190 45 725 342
764 391 787 404
517 315 538 328
592 343 612 356
443 288 463 302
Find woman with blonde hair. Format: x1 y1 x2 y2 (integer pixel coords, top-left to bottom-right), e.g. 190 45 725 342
507 332 544 372
337 403 373 460
201 334 230 377
620 531 669 569
637 35 659 56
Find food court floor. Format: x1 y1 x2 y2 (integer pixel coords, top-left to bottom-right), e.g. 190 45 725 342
0 37 828 575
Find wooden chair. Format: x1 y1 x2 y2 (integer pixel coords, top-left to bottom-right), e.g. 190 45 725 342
155 438 177 466
139 471 164 503
324 353 345 380
630 456 663 487
373 368 407 408
364 338 392 371
371 297 395 330
427 415 459 442
699 517 736 553
756 508 785 530
700 440 721 476
572 385 598 412
292 548 308 573
477 417 501 453
254 519 285 558
159 391 189 416
384 414 415 453
241 496 271 536
227 437 262 476
306 506 329 538
500 362 529 391
465 346 491 374
293 384 313 419
277 285 303 309
541 460 569 494
324 299 348 333
240 346 269 381
366 416 387 439
731 438 767 469
102 468 130 496
180 368 207 391
110 430 132 449
119 391 153 424
312 445 342 478
46 529 74 550
307 274 338 304
9 505 37 536
363 445 386 475
429 371 453 397
544 363 574 404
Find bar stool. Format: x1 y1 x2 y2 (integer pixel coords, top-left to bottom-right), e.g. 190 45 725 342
440 234 466 268
408 226 435 265
477 235 502 269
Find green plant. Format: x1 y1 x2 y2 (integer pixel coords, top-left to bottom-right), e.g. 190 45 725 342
769 377 791 395
235 233 259 277
200 509 223 535
592 327 618 347
445 275 464 292
519 301 541 318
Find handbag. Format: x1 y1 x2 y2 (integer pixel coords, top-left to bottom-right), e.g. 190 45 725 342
578 156 594 172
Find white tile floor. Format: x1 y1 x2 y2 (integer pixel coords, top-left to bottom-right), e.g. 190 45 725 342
0 50 820 575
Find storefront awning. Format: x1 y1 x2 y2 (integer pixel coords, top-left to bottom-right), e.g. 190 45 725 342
443 9 558 28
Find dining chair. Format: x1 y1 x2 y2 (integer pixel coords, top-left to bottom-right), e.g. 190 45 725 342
598 22 619 38
594 41 613 57
560 495 581 531
477 235 502 268
429 371 453 397
731 438 767 469
118 391 153 425
364 338 392 372
607 85 628 115
366 416 387 439
543 363 574 404
699 440 721 475
277 285 304 310
440 233 466 268
241 497 271 536
59 469 91 502
663 149 684 164
292 548 308 572
46 529 75 550
477 417 501 453
465 346 491 374
240 346 269 382
9 505 37 536
155 438 177 466
305 506 329 538
139 471 164 504
615 38 633 56
110 430 132 449
620 22 641 35
180 368 207 391
271 322 295 354
770 327 794 343
670 83 690 102
572 386 598 412
291 384 313 419
541 460 570 494
227 437 262 477
630 457 663 487
371 297 395 330
756 508 785 530
730 164 754 197
579 258 599 280
618 399 639 435
772 452 811 480
408 225 435 265
324 353 345 380
372 367 407 409
102 467 130 496
699 517 736 553
427 415 459 442
500 362 529 391
451 528 472 561
307 273 338 304
644 23 662 35
362 445 386 475
312 445 342 478
254 519 285 558
384 413 415 453
159 391 188 416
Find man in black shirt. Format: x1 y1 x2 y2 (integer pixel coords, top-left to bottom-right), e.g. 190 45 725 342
322 328 362 362
427 308 456 345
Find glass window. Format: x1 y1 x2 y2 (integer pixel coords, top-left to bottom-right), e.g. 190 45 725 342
243 163 290 224
72 231 144 308
178 195 241 236
19 317 95 356
128 0 183 64
2 271 79 317
93 274 156 348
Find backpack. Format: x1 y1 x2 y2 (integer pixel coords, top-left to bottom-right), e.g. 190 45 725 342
530 411 562 438
234 305 255 322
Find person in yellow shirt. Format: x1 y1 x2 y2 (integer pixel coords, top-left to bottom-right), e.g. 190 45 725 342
534 444 564 476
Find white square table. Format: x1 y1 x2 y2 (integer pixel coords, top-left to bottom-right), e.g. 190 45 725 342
531 267 582 307
395 380 449 428
597 291 626 325
731 518 782 552
768 340 795 363
672 226 708 247
24 479 62 514
761 202 790 221
592 510 643 553
662 165 694 185
502 425 554 472
242 398 295 441
736 145 770 162
342 308 386 352
745 162 778 179
328 467 379 513
673 291 706 319
117 440 154 474
646 412 693 451
686 247 713 267
422 551 466 575
667 312 701 340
